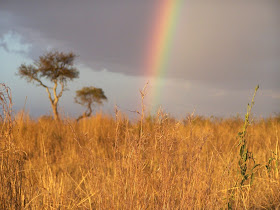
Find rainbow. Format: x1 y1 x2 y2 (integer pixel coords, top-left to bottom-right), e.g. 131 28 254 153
145 0 183 113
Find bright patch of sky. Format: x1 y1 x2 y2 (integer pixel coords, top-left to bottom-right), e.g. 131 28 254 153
0 31 31 53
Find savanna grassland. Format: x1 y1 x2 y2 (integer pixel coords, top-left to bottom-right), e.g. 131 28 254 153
1 85 280 209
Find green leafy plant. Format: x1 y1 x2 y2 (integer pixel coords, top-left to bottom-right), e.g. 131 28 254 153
237 85 260 186
227 85 259 209
265 125 279 178
265 151 279 179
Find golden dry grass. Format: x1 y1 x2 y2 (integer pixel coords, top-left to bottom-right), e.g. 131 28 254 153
1 85 280 209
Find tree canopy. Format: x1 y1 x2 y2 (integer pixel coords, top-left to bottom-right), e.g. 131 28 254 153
18 51 79 84
75 86 107 121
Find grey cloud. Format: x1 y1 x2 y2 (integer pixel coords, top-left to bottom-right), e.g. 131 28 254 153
1 0 280 91
0 42 9 52
1 1 155 66
0 32 31 54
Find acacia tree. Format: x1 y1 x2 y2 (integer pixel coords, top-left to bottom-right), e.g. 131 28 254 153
17 51 79 120
75 86 107 121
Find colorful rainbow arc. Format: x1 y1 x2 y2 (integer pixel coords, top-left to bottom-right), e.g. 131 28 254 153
145 0 183 113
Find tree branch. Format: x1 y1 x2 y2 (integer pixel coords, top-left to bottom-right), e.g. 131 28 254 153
45 87 53 104
53 80 58 105
57 81 65 99
76 103 92 122
29 76 54 104
33 77 48 88
87 102 93 116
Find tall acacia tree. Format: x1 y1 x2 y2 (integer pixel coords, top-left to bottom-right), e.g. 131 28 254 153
75 86 107 121
17 51 79 120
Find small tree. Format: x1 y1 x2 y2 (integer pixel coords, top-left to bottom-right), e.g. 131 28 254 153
17 51 79 120
75 86 107 121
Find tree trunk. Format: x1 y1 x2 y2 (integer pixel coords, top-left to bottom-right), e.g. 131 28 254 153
76 103 92 122
76 111 91 122
51 81 60 121
51 103 60 121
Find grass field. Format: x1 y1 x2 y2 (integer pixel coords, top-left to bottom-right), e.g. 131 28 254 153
1 85 280 209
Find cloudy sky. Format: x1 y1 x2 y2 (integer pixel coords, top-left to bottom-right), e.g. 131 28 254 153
0 0 279 119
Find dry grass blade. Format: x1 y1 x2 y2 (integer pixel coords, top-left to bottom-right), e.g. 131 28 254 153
0 83 279 209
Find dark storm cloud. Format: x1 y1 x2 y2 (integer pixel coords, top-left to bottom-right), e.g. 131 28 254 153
1 0 155 67
1 0 280 91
